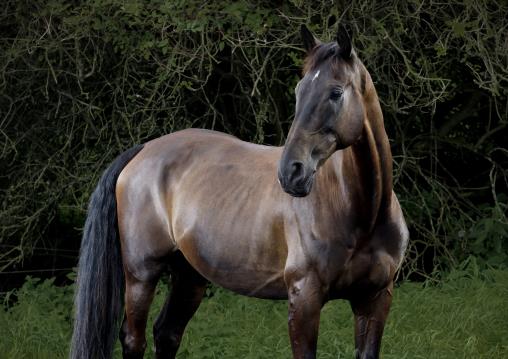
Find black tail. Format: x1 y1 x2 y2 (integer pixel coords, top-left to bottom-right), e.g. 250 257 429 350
70 145 144 359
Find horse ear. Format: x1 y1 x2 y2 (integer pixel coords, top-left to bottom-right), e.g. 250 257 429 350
336 25 352 59
301 25 319 53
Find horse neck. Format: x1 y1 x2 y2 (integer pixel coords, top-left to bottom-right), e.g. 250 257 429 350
334 80 393 231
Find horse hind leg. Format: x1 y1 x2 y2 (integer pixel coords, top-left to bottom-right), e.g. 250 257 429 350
119 269 162 359
154 251 208 359
119 244 168 358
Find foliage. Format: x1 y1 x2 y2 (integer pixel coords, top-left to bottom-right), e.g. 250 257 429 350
0 277 74 358
1 266 508 357
0 0 507 277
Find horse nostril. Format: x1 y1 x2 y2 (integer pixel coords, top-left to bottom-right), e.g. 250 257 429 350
289 161 304 182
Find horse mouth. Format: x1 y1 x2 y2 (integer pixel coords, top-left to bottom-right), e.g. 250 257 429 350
284 188 309 197
280 174 315 197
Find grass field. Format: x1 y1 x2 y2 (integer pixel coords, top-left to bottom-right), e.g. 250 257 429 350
1 267 507 358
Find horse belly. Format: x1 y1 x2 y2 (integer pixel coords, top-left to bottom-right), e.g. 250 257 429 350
177 229 288 298
172 197 289 299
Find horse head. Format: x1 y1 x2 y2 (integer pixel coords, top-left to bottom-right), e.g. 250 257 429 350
278 25 367 197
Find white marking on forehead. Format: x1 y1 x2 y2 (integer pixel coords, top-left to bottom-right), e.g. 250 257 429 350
311 70 320 82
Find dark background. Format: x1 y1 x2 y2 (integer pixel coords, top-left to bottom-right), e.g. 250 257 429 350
0 0 507 292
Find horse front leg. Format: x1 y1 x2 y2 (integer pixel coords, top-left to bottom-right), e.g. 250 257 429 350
286 270 326 359
350 282 393 359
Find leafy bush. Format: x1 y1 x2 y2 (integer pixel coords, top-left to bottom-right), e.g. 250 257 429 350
0 277 74 358
0 0 506 277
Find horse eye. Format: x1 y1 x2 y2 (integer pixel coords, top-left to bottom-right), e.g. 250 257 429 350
330 87 343 101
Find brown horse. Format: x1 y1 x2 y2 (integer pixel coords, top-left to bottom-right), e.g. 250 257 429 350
71 25 408 359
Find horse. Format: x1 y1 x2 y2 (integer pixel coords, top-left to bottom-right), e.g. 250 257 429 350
71 25 408 359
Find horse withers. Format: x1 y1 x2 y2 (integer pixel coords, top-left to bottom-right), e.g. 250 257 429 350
71 25 408 359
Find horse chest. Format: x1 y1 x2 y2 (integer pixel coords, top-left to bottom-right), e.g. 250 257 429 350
323 235 398 298
316 208 407 297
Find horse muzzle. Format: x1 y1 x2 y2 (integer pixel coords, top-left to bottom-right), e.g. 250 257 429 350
277 160 315 197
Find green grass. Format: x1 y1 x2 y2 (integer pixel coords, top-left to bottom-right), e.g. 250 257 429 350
1 268 507 358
